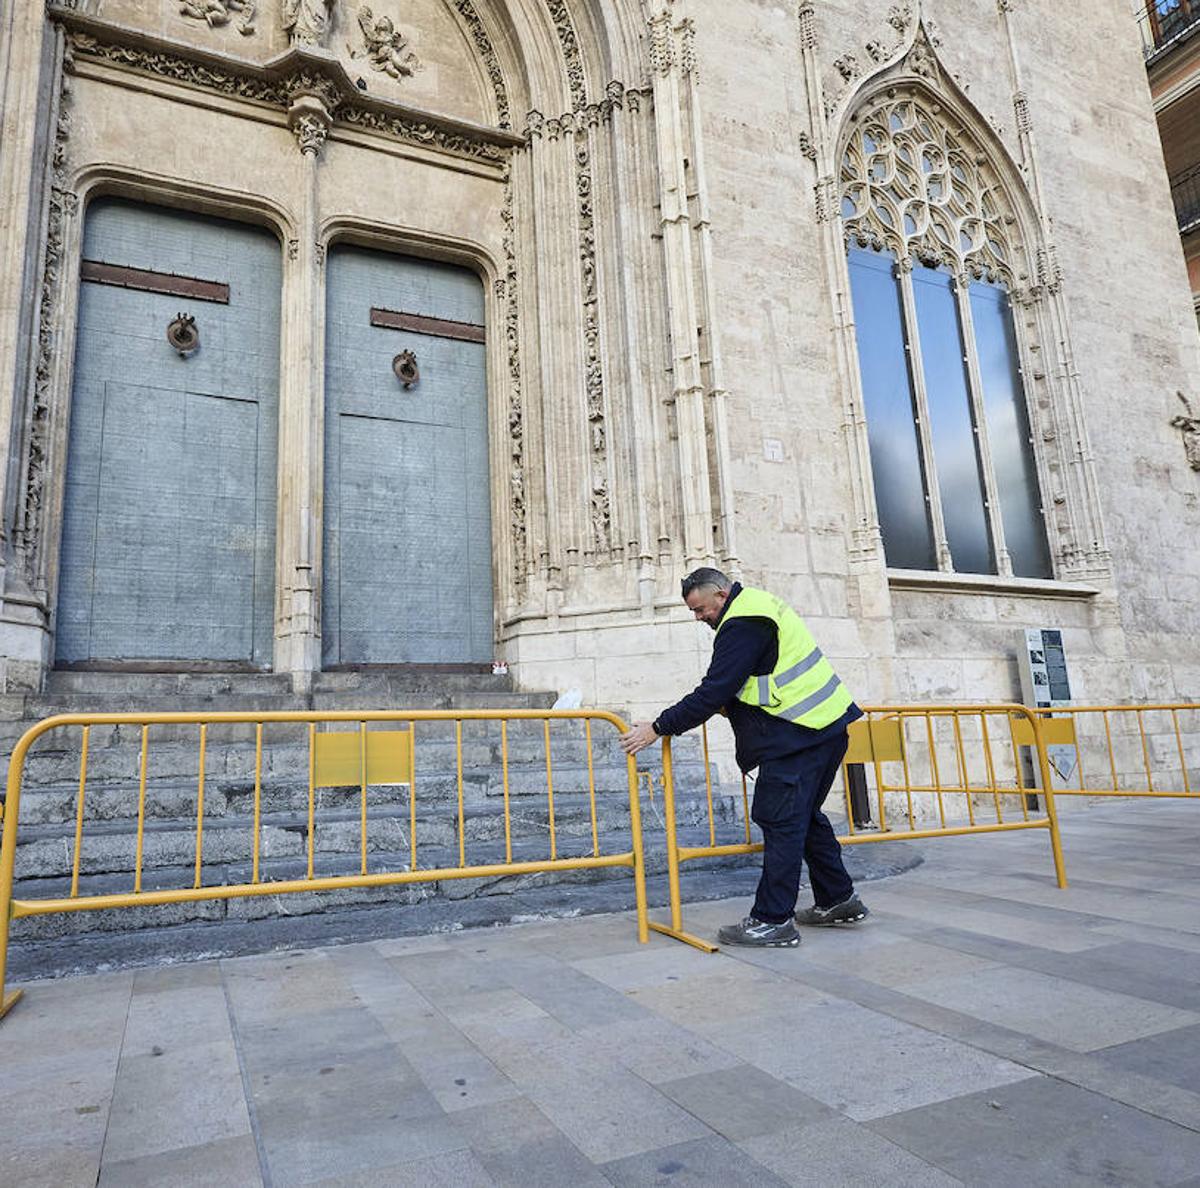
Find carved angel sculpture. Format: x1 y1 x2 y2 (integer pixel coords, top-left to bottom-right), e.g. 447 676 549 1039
179 0 256 36
282 0 335 48
1171 391 1200 471
353 6 420 79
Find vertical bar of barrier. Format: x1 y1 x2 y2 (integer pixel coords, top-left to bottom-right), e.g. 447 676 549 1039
926 714 946 827
1103 709 1118 791
951 712 975 825
897 717 915 829
252 724 263 884
359 722 369 877
501 720 512 864
408 721 417 870
1010 713 1030 822
841 760 857 835
741 773 751 843
1171 709 1192 794
1074 713 1087 793
456 720 466 868
0 724 35 1017
70 726 91 898
1137 709 1154 792
193 724 207 890
661 738 684 933
307 723 316 880
544 719 557 861
134 725 149 894
585 720 599 857
979 712 1002 824
623 745 650 944
873 717 889 832
701 723 716 847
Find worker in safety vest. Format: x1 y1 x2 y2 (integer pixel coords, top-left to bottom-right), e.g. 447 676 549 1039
620 567 869 947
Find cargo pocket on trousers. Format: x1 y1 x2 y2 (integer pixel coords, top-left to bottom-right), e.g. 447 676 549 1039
750 764 801 826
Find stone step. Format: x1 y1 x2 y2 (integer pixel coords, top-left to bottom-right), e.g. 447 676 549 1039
7 820 762 942
15 788 714 879
11 752 717 827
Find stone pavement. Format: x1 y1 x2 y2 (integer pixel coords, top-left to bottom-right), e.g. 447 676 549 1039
3 799 1200 1187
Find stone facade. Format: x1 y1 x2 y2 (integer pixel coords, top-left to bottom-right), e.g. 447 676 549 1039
0 1 1197 775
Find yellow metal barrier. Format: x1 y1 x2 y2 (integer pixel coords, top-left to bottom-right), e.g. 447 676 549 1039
649 702 1068 952
0 709 650 1021
1019 703 1199 799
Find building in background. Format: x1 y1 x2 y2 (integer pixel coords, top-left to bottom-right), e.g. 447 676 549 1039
0 0 1197 753
1141 0 1200 329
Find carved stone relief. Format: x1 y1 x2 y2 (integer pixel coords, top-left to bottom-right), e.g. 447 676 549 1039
500 178 527 581
451 0 510 129
282 0 336 49
17 45 78 578
65 30 507 164
538 2 613 555
179 0 256 36
351 5 420 79
1172 392 1200 471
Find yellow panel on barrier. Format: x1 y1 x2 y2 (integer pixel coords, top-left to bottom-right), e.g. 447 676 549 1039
845 718 904 764
1010 716 1076 748
312 730 412 787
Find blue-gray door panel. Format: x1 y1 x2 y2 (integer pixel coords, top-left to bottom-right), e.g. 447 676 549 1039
57 199 279 665
322 248 493 666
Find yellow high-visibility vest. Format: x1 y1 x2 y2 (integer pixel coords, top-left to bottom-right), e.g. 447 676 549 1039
717 586 854 729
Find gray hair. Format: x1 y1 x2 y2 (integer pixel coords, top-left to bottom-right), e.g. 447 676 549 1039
680 567 732 598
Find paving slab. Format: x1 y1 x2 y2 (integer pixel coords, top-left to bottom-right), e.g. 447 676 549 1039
869 1074 1200 1187
3 799 1200 1185
901 965 1200 1053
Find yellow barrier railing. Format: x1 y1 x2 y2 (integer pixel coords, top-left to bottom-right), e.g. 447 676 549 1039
649 702 1067 952
1018 704 1200 798
0 709 650 1021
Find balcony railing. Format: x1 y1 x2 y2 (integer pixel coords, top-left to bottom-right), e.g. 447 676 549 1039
1138 0 1200 57
1172 165 1200 233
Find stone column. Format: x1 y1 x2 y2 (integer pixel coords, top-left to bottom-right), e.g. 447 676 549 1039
275 92 332 692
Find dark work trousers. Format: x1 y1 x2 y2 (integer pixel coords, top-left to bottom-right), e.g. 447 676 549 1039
750 730 855 924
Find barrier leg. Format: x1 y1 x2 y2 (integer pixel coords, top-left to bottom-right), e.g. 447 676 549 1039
0 796 25 1020
648 739 718 952
1032 719 1069 889
625 754 650 944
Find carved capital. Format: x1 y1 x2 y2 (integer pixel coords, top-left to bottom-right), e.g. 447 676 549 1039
288 94 331 156
648 12 673 76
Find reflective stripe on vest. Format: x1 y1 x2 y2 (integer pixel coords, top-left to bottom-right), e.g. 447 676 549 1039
716 587 854 730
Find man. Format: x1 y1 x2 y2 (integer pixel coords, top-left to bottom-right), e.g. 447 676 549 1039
620 568 868 947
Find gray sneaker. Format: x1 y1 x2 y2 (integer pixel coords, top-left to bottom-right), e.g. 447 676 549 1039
795 893 869 927
717 916 801 947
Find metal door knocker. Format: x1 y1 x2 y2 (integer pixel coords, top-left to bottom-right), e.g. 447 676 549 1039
167 313 200 357
393 349 419 388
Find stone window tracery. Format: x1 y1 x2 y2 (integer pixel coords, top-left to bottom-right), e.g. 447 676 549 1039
839 88 1051 580
841 92 1016 283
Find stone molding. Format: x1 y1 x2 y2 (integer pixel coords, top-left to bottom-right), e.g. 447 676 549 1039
46 7 520 164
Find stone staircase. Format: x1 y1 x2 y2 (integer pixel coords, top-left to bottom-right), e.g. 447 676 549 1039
1 670 748 950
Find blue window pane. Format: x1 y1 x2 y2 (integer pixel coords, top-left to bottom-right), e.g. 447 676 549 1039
847 248 935 570
969 282 1052 579
911 264 994 574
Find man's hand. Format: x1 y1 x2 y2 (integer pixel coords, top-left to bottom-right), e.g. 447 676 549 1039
620 722 660 755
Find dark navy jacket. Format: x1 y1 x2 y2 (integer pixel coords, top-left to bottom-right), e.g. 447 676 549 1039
652 583 862 773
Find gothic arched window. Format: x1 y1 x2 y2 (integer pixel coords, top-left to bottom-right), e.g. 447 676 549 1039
842 91 1051 579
